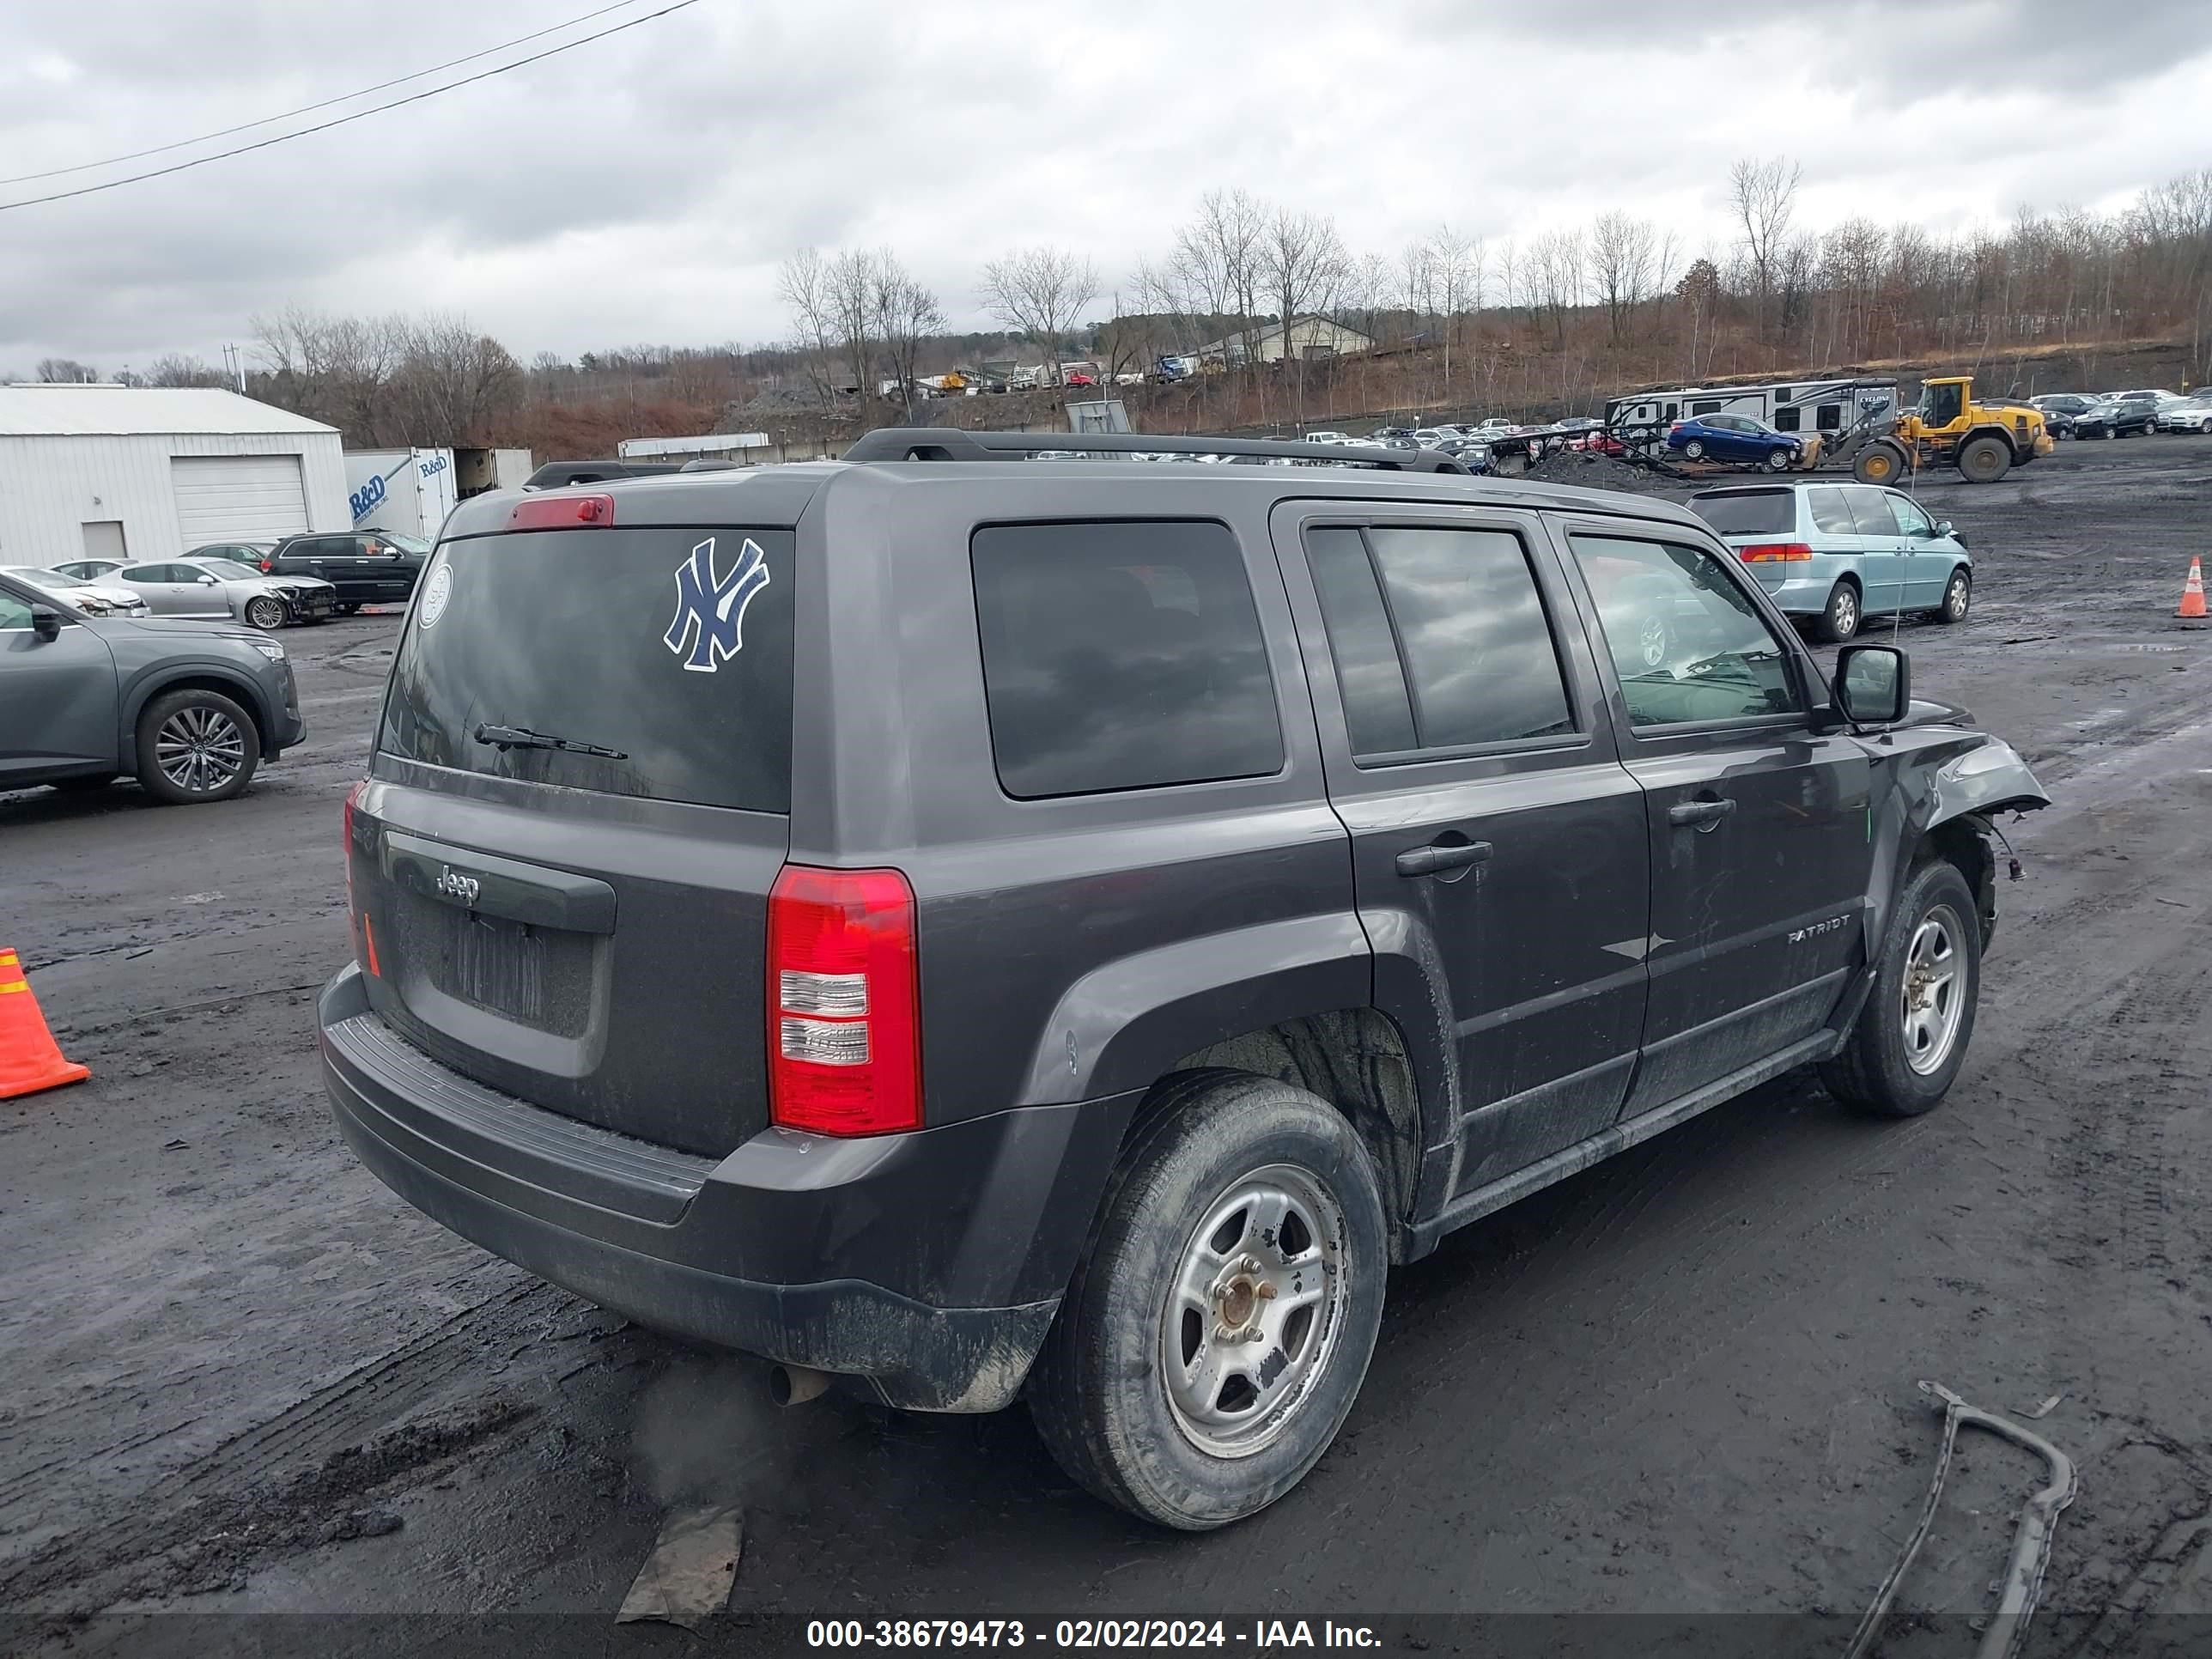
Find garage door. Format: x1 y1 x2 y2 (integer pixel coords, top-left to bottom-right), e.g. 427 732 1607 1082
170 454 309 548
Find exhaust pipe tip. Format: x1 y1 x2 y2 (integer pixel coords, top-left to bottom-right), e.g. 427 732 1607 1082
769 1363 832 1407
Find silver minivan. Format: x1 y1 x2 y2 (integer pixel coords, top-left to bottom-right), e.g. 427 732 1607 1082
1688 481 1974 642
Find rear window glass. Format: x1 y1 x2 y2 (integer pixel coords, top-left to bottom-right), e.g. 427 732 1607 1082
970 520 1282 799
378 526 794 812
1689 490 1794 537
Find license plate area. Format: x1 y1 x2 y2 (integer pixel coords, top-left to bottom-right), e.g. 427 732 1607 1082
396 899 596 1039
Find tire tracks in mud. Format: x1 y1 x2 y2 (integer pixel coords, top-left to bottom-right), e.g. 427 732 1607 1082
0 1279 568 1618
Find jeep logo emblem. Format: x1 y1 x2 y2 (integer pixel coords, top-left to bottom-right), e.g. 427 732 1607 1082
436 867 482 906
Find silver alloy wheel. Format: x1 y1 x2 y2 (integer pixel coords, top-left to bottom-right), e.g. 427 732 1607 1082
1160 1163 1347 1459
246 594 285 630
1900 904 1967 1075
1945 574 1970 621
1637 611 1670 668
1832 586 1859 636
155 703 246 795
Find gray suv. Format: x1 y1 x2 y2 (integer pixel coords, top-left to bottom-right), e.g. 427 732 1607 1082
320 430 2048 1528
0 570 303 804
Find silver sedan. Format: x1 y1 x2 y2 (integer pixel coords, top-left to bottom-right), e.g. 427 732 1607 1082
98 556 337 630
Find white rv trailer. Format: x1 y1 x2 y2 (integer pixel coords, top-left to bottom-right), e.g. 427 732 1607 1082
1604 377 1897 437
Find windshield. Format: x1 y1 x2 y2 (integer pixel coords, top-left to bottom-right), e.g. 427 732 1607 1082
380 531 433 556
197 560 261 580
1690 490 1796 536
5 567 85 587
379 526 796 813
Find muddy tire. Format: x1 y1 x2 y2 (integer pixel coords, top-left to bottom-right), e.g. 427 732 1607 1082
1029 1070 1387 1531
134 688 260 805
1935 568 1971 624
1854 441 1906 485
1815 580 1862 644
1822 861 1981 1118
1958 434 2011 483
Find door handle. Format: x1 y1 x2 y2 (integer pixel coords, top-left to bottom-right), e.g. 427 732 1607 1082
1396 840 1492 878
1668 797 1736 829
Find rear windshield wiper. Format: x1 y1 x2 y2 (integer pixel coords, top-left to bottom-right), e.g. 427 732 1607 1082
472 721 629 760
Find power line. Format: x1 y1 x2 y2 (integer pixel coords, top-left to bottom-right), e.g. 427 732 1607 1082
0 0 653 186
0 0 701 214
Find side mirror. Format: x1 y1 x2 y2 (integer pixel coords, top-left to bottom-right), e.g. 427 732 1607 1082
30 605 63 642
1933 521 1954 539
1834 643 1911 726
198 574 219 586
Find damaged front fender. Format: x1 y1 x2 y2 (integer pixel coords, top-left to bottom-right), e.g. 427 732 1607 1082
1926 736 2051 829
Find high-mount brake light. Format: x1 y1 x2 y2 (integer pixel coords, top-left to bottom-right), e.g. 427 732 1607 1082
508 493 616 532
767 866 921 1136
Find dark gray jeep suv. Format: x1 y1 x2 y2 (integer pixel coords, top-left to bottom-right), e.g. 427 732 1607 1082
321 430 2048 1528
0 569 303 804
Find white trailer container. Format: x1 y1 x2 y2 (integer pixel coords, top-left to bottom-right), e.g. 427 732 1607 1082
345 447 459 539
454 447 532 499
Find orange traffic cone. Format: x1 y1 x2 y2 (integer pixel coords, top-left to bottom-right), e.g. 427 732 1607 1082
2181 556 2209 620
0 947 90 1100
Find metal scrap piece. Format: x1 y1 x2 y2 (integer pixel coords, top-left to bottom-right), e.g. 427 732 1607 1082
1843 1381 2077 1659
616 1504 744 1629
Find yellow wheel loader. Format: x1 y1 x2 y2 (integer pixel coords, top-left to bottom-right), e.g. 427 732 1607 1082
1846 375 2054 485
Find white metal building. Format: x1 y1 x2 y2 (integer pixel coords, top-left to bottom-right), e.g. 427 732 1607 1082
0 385 349 568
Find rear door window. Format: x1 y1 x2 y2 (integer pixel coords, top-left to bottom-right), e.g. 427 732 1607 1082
1305 524 1574 757
970 520 1282 799
1689 490 1794 537
1843 488 1902 537
1806 487 1858 536
379 526 795 812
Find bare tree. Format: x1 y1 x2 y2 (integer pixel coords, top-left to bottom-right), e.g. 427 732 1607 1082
386 314 521 444
825 248 881 421
1729 156 1802 341
872 252 945 417
978 246 1099 385
776 247 844 405
1262 207 1351 425
1529 228 1584 349
144 354 228 388
35 357 98 383
1428 223 1479 398
1589 211 1657 345
1175 190 1267 367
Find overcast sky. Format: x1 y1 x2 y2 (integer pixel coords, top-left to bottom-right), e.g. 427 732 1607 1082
3 0 2209 374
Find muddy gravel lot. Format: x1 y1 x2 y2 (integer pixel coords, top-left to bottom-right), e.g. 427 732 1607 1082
5 438 2212 1656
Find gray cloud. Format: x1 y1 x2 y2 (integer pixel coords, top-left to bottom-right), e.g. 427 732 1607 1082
2 0 2209 372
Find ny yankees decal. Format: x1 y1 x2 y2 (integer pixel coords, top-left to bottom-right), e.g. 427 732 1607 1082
663 537 770 672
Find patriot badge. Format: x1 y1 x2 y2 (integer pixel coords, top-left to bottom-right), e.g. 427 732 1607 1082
662 537 770 672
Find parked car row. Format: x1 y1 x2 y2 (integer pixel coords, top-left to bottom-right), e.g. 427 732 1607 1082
53 553 334 630
2030 387 2203 439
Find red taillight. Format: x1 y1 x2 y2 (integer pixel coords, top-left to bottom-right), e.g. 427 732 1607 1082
260 559 274 573
508 492 615 532
767 865 921 1136
1740 542 1814 562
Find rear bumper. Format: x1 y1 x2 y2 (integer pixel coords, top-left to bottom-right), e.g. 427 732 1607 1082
318 965 1135 1411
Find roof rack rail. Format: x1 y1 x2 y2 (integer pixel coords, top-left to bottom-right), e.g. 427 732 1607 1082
841 427 1472 474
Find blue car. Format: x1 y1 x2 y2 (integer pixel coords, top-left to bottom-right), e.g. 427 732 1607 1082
1688 480 1972 643
1667 412 1806 470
